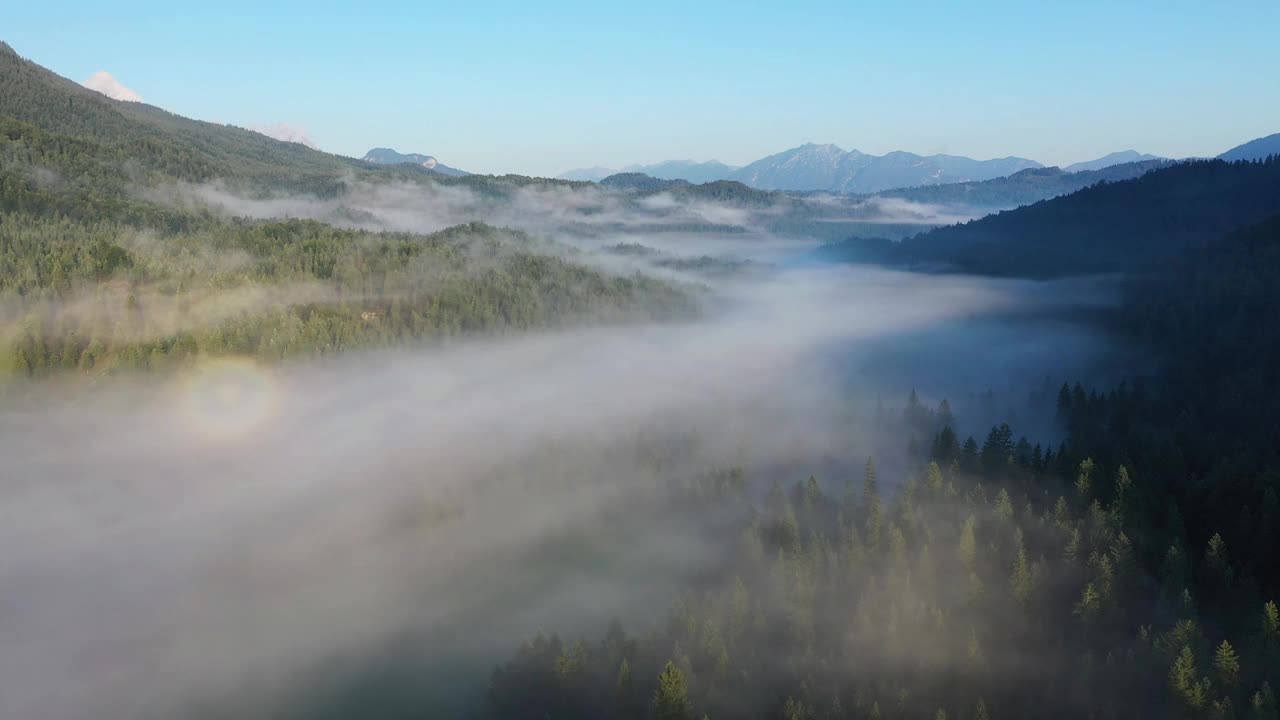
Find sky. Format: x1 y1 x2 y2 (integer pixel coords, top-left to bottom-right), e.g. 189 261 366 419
5 0 1278 177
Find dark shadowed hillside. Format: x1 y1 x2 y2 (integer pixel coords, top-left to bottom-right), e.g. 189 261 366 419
824 157 1280 277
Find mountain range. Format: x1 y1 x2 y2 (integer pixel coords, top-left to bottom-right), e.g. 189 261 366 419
361 147 468 176
730 144 1043 193
563 145 1180 194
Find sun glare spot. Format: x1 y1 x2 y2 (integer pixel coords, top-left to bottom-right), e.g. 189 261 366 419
180 357 278 440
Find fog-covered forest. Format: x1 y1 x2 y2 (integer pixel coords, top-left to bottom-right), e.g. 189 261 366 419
2 33 1279 720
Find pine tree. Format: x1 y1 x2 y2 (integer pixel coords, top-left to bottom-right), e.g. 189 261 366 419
863 456 879 509
1251 683 1276 720
1075 582 1102 620
616 657 633 713
961 436 980 473
1011 532 1033 606
980 424 1014 475
779 504 800 553
1214 639 1240 688
617 657 632 691
653 661 693 720
864 457 882 550
1109 532 1137 606
1170 645 1207 711
1056 382 1072 419
889 524 908 568
1264 601 1280 642
554 640 586 682
1075 458 1095 501
1112 465 1133 525
937 398 955 429
994 488 1014 522
925 461 944 495
974 697 990 720
932 425 961 463
803 475 823 515
904 388 931 431
782 696 814 720
1206 533 1233 586
959 515 978 571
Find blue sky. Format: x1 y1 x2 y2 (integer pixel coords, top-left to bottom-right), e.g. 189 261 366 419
5 1 1277 176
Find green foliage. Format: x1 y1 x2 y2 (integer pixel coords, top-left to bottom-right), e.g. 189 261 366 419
1216 640 1242 688
1265 602 1280 641
653 661 694 720
1075 457 1095 501
1170 645 1210 713
0 213 696 382
0 43 706 388
484 376 1280 719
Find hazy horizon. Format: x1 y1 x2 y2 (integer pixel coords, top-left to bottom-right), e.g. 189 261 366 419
4 1 1277 176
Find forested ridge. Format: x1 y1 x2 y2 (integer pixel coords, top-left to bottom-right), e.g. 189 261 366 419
820 156 1280 277
0 43 700 384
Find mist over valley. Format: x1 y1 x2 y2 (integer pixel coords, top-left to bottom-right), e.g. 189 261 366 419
2 21 1279 720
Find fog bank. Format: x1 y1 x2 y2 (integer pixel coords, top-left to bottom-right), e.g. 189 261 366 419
0 262 1126 719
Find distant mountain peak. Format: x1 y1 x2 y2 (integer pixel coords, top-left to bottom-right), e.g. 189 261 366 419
1063 150 1164 173
361 148 467 176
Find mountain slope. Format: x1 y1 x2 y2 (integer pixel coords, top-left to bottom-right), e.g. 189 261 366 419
361 147 468 176
1063 150 1163 173
0 42 371 190
824 157 1280 277
730 143 1042 193
0 42 698 380
869 160 1171 209
1218 132 1280 161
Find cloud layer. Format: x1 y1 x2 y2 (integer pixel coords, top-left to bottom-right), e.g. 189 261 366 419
248 122 317 148
82 71 142 102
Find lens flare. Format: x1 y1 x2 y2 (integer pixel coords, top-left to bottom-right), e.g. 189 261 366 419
180 357 278 440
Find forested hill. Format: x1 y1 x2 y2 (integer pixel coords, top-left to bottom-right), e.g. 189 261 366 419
824 157 1280 277
868 159 1171 210
0 42 699 383
0 42 593 198
1122 211 1280 497
0 41 372 189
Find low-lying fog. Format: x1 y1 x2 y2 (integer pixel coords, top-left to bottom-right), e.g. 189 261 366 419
2 178 1127 719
